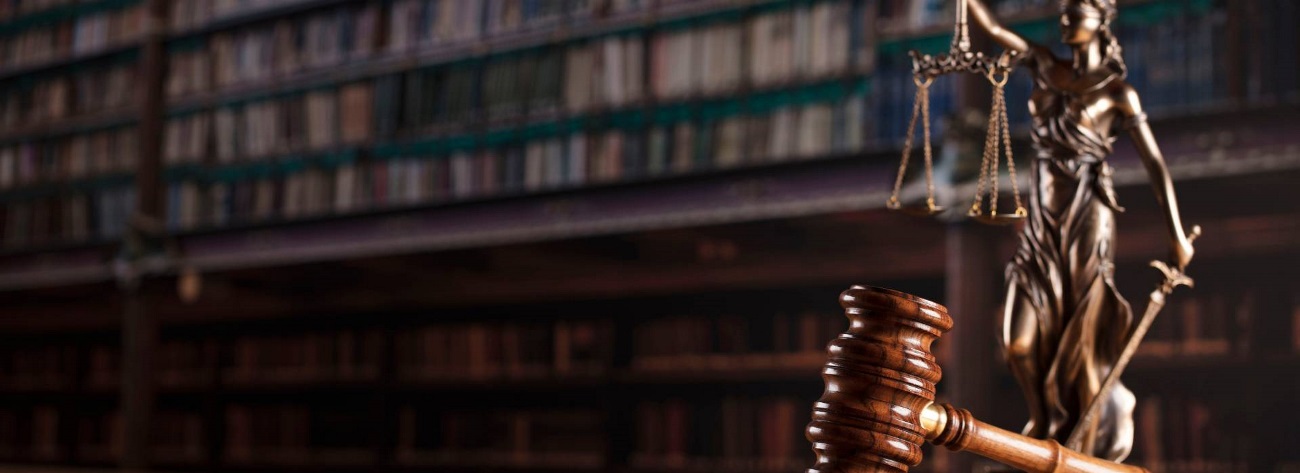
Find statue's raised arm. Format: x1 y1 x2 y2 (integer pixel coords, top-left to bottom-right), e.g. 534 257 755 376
966 0 1032 53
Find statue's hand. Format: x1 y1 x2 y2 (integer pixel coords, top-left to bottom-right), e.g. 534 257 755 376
1171 225 1201 271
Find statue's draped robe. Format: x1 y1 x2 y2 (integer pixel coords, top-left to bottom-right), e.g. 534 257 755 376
1006 46 1135 461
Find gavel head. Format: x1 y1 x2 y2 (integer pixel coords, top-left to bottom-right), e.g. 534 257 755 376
806 285 953 473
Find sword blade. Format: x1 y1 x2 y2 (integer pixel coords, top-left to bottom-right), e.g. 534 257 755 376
1063 286 1171 451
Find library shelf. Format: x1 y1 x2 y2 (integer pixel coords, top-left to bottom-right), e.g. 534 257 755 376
0 106 1296 295
0 109 137 144
0 40 142 82
620 462 806 473
393 451 605 471
618 367 822 385
137 108 1300 272
1129 353 1300 373
393 374 611 392
622 353 825 384
220 448 376 469
0 466 166 473
168 0 366 39
0 244 114 290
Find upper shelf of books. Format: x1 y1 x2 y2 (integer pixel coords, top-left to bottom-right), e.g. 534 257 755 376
0 0 1294 287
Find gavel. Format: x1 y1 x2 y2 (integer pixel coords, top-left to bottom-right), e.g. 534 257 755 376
805 286 1147 473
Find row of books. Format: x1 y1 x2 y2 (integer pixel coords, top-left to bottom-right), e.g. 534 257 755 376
0 126 139 186
418 1 873 117
224 403 373 462
1140 290 1253 359
0 344 75 391
162 89 867 230
74 410 118 461
632 312 843 371
631 396 808 471
3 330 390 394
0 406 60 461
0 58 134 128
648 4 868 103
0 0 142 70
0 407 203 464
83 340 218 390
0 0 77 22
1136 395 1252 473
396 406 604 465
167 2 380 98
225 329 384 385
164 83 373 166
376 63 479 133
0 185 132 245
151 410 204 463
877 0 951 32
171 0 637 37
1231 0 1300 102
386 0 649 52
563 34 643 113
393 320 612 381
164 0 873 107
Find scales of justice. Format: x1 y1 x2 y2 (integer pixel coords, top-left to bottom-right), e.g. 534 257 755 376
802 0 1202 471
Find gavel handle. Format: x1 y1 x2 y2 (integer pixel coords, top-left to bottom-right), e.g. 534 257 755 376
923 403 1148 473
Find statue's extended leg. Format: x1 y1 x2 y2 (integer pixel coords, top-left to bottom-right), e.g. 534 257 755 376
1001 282 1046 439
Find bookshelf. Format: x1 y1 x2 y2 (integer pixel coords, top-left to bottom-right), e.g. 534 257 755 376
0 0 1296 472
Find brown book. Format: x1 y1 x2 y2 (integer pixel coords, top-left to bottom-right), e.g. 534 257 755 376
1138 396 1164 469
799 311 822 352
396 406 415 455
1187 399 1211 464
664 400 687 465
554 321 572 375
340 82 374 144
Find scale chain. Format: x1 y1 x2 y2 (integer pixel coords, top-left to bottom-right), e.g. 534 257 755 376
890 79 930 209
999 71 1026 216
990 88 1002 216
922 79 935 209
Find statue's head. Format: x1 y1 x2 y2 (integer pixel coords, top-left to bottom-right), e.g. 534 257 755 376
1059 0 1127 77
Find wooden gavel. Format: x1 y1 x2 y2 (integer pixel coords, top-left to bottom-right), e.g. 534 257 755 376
805 286 1147 473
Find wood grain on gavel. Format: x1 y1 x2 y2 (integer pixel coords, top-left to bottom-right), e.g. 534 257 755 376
805 286 1147 473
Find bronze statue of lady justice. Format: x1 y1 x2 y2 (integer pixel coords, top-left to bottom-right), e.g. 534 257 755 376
884 0 1201 463
960 0 1198 461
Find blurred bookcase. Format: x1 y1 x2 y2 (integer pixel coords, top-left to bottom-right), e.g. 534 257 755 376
0 0 1297 472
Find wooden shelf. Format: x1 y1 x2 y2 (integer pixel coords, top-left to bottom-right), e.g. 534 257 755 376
394 451 604 471
1129 353 1300 372
0 40 141 82
626 457 804 473
218 374 381 393
394 372 609 391
168 0 366 39
0 108 137 144
221 448 375 469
